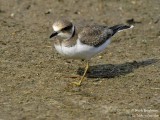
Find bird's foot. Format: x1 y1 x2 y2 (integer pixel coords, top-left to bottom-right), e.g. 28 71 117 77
71 81 82 86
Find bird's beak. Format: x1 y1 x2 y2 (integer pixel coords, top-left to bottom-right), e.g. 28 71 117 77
49 32 58 38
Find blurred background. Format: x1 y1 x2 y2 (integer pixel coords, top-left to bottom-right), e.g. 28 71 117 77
0 0 159 119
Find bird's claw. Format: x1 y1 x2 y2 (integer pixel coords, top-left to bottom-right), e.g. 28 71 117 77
71 81 82 86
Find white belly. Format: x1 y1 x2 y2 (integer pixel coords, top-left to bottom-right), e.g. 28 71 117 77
54 39 111 60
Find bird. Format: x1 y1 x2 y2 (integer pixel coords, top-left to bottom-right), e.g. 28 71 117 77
49 19 133 86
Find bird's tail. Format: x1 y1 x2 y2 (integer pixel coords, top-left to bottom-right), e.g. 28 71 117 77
109 24 134 36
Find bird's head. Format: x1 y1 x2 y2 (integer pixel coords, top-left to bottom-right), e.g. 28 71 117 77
50 19 75 40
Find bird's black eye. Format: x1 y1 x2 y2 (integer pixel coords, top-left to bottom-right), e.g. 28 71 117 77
62 25 72 31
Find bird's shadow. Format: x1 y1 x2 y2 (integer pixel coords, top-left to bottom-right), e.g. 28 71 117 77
77 59 159 78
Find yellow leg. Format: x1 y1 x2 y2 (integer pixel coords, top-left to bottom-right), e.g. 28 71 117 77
72 61 89 86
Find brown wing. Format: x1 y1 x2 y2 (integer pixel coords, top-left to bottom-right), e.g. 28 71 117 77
78 25 113 47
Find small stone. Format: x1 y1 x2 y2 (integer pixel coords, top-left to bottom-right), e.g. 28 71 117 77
10 13 15 17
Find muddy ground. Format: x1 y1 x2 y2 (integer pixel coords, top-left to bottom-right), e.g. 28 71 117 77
0 0 160 119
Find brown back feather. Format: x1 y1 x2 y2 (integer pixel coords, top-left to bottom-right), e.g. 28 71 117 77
78 25 113 47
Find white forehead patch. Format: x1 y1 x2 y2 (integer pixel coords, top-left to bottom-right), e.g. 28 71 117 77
53 25 60 32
